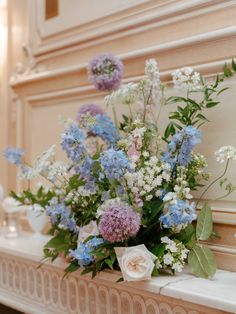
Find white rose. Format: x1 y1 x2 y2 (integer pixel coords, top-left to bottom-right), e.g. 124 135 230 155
115 245 156 281
78 221 99 246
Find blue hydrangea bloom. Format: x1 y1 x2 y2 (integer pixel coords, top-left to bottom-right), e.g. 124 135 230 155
99 148 131 180
159 199 196 230
69 237 104 266
46 200 78 233
4 147 25 166
163 126 201 167
61 123 85 163
89 114 120 145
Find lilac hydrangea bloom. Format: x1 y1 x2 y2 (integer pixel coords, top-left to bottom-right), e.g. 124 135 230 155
159 199 196 231
69 237 104 266
61 123 85 163
88 114 120 145
77 104 104 123
99 148 131 180
98 203 140 243
88 53 123 91
4 147 25 166
163 126 201 167
46 199 78 233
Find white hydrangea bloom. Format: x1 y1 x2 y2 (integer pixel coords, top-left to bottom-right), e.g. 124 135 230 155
172 67 201 91
215 146 236 163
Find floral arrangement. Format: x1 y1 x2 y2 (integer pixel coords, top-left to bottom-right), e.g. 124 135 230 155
5 53 236 281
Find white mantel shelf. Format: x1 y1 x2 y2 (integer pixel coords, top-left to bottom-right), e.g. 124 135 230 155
0 234 235 314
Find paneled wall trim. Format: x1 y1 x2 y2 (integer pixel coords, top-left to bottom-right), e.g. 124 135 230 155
9 0 236 272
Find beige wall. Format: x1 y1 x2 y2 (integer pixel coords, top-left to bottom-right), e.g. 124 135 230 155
2 0 236 270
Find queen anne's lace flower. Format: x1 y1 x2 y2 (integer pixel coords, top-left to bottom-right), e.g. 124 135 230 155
215 146 236 163
172 67 201 91
98 202 140 243
88 53 123 92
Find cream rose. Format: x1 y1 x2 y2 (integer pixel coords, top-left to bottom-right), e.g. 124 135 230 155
78 220 99 245
115 245 156 281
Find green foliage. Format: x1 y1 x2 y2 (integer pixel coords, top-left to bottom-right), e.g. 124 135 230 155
10 186 55 208
176 224 196 249
188 244 216 279
196 203 213 241
163 59 236 141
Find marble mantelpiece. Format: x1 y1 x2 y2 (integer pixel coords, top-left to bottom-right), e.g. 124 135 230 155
0 234 235 314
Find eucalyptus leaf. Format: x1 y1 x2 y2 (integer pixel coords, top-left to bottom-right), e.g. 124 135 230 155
188 244 216 278
196 203 213 241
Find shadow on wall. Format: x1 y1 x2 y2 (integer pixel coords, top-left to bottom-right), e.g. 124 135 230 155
0 304 24 314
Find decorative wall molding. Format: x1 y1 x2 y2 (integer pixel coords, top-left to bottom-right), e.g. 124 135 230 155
30 0 236 59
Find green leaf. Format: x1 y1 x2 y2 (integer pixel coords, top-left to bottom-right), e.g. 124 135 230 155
188 244 216 278
206 101 219 108
232 59 236 72
105 259 113 270
151 243 166 257
196 203 213 241
223 63 233 77
64 262 80 274
116 277 124 283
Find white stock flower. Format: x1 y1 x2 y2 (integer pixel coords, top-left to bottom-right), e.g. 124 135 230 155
215 146 236 163
115 245 156 281
145 59 160 105
172 67 201 91
78 221 99 245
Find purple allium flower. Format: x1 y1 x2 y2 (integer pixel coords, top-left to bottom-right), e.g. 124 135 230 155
88 53 123 92
98 203 141 243
77 104 104 123
4 147 25 166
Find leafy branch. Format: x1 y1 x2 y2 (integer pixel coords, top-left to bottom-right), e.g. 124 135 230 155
164 60 236 141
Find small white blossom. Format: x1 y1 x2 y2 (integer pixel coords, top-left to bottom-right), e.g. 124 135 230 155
172 262 183 272
215 146 236 163
163 253 174 265
172 67 201 91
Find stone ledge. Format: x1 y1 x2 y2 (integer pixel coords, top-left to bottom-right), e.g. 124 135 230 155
0 234 234 314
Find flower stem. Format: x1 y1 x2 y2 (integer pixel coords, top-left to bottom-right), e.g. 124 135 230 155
196 159 230 207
